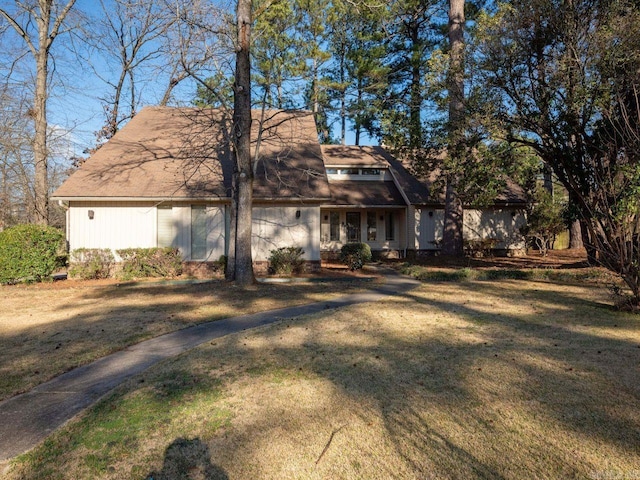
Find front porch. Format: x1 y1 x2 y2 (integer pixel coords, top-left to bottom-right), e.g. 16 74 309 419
320 207 407 258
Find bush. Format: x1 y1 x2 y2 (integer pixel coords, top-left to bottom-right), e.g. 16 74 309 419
0 224 66 284
116 248 183 280
340 242 372 271
68 248 114 280
268 247 305 275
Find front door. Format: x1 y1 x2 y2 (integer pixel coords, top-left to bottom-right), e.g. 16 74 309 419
346 212 361 242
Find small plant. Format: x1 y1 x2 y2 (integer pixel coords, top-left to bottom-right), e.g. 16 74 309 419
607 283 638 311
215 255 227 272
268 247 305 275
0 224 66 284
340 242 372 271
520 188 566 256
464 238 499 258
68 248 115 280
116 248 183 280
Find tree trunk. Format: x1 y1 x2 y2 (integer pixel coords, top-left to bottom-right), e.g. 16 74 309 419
442 177 464 255
1 0 78 225
232 0 255 286
442 0 465 256
569 219 583 249
409 20 422 148
33 44 49 225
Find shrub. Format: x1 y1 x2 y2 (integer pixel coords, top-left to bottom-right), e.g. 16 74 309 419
340 242 372 271
268 247 305 275
0 224 66 284
520 188 566 256
215 255 227 272
68 248 115 280
116 247 183 280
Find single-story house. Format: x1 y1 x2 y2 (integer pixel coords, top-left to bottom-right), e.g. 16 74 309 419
52 107 527 269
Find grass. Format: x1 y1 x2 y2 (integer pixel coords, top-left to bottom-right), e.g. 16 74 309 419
0 276 376 402
5 276 640 479
400 263 616 284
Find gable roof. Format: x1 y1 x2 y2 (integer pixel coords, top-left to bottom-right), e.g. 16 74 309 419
53 107 331 202
320 145 526 206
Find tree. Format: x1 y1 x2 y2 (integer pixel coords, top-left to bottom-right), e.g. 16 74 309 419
0 0 78 225
252 0 304 109
85 0 174 147
476 0 640 302
441 0 465 256
520 187 566 256
228 0 255 286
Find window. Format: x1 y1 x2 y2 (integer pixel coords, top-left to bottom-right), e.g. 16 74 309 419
385 212 395 241
191 205 207 259
367 212 377 241
330 211 340 241
361 168 381 176
157 206 174 247
326 168 338 174
339 168 359 175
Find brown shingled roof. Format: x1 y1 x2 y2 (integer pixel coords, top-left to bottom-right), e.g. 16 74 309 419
327 181 407 206
321 145 526 206
53 107 331 201
321 145 390 167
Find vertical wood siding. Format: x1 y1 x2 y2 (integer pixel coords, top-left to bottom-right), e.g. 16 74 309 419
68 201 157 254
252 205 320 261
416 208 525 250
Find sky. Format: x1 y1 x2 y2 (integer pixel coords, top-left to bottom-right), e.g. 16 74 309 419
1 0 375 165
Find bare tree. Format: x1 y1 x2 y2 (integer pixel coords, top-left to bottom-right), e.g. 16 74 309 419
0 0 77 225
82 0 175 148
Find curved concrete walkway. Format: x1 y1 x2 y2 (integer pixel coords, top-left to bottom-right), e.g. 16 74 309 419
0 270 419 462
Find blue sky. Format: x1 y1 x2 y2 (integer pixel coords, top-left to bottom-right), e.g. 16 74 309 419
29 0 374 161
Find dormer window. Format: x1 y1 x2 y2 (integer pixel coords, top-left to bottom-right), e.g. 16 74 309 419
326 167 383 176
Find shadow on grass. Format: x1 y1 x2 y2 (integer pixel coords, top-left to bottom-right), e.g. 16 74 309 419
0 278 373 401
146 438 228 480
6 277 640 478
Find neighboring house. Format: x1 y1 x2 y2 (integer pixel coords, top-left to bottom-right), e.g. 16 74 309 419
52 106 526 269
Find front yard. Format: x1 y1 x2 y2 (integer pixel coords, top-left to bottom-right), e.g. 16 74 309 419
4 269 640 479
0 275 376 402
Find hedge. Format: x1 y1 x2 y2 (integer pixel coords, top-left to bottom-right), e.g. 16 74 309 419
0 224 66 284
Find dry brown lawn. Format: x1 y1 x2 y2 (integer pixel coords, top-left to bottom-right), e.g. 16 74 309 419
5 274 640 480
0 274 376 402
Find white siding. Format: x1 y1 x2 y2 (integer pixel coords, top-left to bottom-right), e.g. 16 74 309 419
68 201 157 256
415 207 525 250
68 201 226 261
464 209 526 249
252 205 320 261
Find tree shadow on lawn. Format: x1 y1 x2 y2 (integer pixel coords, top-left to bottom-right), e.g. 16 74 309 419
7 278 640 478
0 278 371 401
217 280 640 477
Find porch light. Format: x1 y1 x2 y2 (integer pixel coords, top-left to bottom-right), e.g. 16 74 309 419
88 210 94 220
296 210 301 218
428 211 433 217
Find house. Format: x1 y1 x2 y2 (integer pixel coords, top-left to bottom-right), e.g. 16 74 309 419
52 107 527 270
